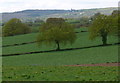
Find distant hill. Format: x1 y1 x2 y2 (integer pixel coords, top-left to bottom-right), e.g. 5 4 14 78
1 7 118 22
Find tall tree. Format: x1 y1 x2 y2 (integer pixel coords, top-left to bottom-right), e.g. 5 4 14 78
37 18 76 50
89 14 116 45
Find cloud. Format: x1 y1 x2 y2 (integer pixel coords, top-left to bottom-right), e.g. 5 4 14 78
0 0 119 13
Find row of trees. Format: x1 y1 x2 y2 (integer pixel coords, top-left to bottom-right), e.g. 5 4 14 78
37 11 119 50
2 10 119 50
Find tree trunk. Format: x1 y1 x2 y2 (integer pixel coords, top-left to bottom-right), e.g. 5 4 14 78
55 40 60 50
100 29 108 46
102 35 107 46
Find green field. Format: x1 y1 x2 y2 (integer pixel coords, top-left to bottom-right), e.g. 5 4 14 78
3 66 118 81
3 45 118 66
3 33 38 46
2 28 85 46
2 27 119 81
3 32 118 55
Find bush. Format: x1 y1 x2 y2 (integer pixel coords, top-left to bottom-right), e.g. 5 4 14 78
3 18 31 37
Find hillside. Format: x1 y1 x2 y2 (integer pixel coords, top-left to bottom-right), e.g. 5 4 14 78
2 7 119 81
1 7 117 22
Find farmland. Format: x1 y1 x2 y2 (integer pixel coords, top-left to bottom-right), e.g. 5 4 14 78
2 27 119 81
3 45 118 66
2 28 118 55
2 28 87 46
3 66 119 81
2 33 38 46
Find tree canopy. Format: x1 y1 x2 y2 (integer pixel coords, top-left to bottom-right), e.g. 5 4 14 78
111 11 120 37
37 18 76 50
89 14 117 45
3 18 31 36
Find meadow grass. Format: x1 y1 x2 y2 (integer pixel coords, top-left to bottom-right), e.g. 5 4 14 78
2 27 87 46
3 66 118 81
2 27 119 81
3 32 118 55
2 33 38 46
3 45 118 66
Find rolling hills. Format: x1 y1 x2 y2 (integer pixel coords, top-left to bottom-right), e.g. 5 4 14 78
1 7 118 22
1 9 119 81
2 27 119 81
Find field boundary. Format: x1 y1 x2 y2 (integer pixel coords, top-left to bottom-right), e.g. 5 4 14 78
2 43 120 57
2 32 87 47
2 41 36 47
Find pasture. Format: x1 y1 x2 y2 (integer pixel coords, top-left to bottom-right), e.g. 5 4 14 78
2 32 118 55
3 45 118 66
3 66 118 81
2 27 119 81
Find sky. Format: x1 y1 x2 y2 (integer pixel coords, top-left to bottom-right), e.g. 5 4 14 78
0 0 119 13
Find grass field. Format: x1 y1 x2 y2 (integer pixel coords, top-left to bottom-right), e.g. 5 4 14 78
2 33 38 46
3 45 118 66
3 32 118 55
3 66 118 81
2 27 119 81
2 28 87 45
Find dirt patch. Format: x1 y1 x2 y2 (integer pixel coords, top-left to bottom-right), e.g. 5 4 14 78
65 63 120 66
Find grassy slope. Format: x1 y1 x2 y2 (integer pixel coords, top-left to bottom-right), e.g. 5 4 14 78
3 32 118 55
2 33 38 46
3 66 118 81
3 45 118 66
2 28 86 46
3 27 119 66
2 27 119 81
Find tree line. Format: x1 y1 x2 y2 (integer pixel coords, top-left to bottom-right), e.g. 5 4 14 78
2 10 119 50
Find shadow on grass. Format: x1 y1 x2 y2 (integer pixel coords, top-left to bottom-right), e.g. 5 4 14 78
2 42 120 57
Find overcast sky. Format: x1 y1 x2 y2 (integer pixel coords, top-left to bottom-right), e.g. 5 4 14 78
0 0 119 13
